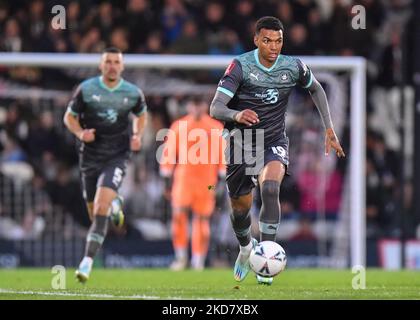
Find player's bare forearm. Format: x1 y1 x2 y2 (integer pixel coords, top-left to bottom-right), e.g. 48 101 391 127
63 110 95 142
131 113 147 151
63 110 83 139
133 113 147 137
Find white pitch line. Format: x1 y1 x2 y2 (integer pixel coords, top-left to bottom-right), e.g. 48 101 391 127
0 288 182 300
0 288 219 300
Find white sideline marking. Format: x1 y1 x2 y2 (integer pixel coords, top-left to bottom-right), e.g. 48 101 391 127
0 288 182 300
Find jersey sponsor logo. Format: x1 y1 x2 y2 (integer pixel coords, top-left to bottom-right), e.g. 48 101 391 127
255 88 279 104
98 109 118 123
92 94 101 102
250 73 259 81
224 61 236 75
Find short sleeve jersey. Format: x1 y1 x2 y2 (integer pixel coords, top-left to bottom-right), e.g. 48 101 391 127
67 76 147 160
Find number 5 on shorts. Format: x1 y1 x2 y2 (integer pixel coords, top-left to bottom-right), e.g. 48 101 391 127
112 168 123 187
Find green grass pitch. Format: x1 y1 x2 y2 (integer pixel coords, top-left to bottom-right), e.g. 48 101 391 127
0 268 419 300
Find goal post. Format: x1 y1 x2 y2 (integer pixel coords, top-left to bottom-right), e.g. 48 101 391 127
0 53 366 267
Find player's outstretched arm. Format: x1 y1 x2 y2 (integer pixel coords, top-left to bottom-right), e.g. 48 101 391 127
307 77 345 158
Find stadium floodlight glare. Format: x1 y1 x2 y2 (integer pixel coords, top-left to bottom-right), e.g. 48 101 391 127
0 53 366 267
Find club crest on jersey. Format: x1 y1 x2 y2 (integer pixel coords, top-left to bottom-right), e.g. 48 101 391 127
255 88 279 104
280 73 288 82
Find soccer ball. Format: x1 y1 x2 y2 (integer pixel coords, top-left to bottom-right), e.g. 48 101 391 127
249 241 287 277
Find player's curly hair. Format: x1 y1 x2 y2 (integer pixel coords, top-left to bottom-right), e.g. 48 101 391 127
255 16 284 34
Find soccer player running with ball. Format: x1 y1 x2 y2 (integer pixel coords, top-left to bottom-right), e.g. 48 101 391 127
210 16 345 285
64 47 147 283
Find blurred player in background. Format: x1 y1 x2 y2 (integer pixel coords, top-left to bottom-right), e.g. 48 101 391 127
64 47 147 282
210 16 345 285
160 98 225 270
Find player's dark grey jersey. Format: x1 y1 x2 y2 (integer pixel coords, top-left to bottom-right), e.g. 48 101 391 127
67 76 147 161
217 49 312 149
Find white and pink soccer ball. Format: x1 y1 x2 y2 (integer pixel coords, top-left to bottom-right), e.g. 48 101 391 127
249 241 287 278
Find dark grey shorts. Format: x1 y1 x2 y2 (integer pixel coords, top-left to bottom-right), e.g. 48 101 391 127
226 141 289 199
80 157 128 202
